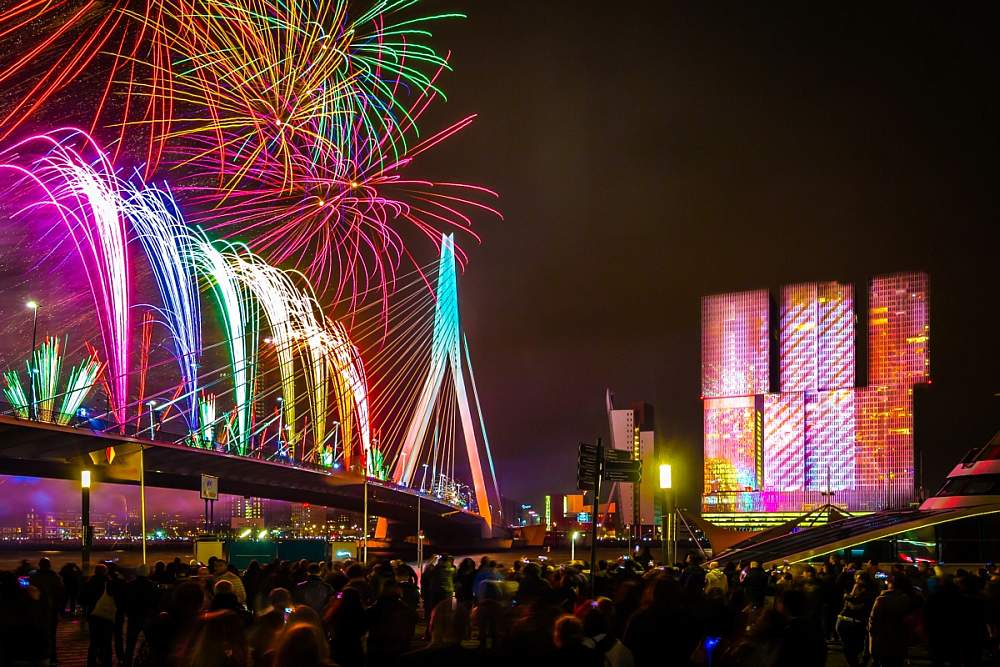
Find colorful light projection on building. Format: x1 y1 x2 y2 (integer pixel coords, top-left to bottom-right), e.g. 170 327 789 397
701 272 930 514
701 290 770 399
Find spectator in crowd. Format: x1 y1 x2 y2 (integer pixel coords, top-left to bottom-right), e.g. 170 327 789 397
248 587 291 666
324 586 366 667
869 574 913 667
294 562 332 613
30 557 65 664
212 559 247 606
704 561 728 596
83 563 116 667
124 563 162 667
837 572 876 667
272 622 332 667
60 561 82 615
400 598 478 666
3 548 999 667
580 597 634 667
553 614 602 666
366 579 419 666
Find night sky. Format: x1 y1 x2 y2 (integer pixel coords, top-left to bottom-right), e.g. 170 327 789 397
0 2 997 519
420 2 999 508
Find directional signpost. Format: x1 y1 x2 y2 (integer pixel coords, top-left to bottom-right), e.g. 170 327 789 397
577 442 599 490
604 460 642 483
577 439 642 594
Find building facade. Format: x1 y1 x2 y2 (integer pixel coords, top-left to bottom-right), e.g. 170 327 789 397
702 272 929 522
607 393 659 537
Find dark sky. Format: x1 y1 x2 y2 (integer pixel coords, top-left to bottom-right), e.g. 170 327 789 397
0 2 996 518
420 2 1000 507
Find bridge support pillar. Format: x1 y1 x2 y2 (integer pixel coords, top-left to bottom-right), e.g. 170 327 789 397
375 516 390 539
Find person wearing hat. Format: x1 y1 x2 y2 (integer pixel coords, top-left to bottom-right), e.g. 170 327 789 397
124 563 161 667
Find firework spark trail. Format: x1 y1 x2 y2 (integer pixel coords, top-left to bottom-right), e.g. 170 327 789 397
227 250 374 468
326 319 371 469
58 349 105 425
297 302 331 465
198 393 216 446
0 1 498 328
119 0 498 314
32 337 63 423
128 0 459 189
2 370 28 418
0 0 177 170
185 116 500 315
0 129 132 427
227 253 305 455
122 177 203 429
187 230 259 455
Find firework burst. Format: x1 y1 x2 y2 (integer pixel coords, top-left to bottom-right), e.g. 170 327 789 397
0 0 177 170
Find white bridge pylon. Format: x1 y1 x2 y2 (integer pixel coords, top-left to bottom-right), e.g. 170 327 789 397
391 234 495 530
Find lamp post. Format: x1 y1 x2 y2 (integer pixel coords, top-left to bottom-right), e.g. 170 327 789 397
659 463 673 566
26 300 38 420
570 531 580 562
416 493 424 576
81 469 92 574
142 401 158 566
417 463 428 576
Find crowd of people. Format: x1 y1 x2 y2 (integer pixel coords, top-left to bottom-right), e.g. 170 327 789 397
1 548 999 666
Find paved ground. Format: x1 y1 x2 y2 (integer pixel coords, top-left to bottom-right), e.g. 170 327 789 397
49 614 879 667
54 616 88 665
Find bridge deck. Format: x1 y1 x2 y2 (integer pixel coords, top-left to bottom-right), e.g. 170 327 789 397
0 415 487 538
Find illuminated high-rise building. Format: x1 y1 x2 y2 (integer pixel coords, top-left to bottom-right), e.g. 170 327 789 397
701 272 929 524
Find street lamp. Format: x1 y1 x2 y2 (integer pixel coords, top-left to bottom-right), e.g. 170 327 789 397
81 469 92 575
570 531 580 562
659 463 673 566
26 300 39 420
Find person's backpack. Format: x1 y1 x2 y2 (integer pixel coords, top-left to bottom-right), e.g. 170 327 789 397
91 587 117 621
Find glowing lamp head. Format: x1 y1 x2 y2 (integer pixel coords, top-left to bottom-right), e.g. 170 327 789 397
571 531 580 541
659 463 672 490
26 300 38 310
81 470 91 489
349 181 358 189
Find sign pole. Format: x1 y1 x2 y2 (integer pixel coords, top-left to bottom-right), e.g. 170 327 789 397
139 444 147 565
589 437 603 598
200 475 219 533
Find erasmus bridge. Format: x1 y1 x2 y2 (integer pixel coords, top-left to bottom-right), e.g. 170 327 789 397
0 133 503 543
